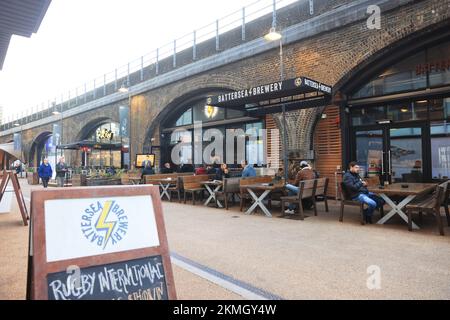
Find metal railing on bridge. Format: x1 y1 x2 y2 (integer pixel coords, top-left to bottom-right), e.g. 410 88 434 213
1 0 316 132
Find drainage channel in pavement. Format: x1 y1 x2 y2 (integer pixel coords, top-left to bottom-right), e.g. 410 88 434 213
171 252 284 300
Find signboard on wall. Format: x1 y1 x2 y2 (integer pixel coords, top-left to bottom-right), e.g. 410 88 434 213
27 185 176 300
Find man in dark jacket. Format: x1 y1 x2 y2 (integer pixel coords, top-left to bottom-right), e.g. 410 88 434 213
343 161 384 223
55 156 68 187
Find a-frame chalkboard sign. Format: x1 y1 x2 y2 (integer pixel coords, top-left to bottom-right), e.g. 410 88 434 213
27 185 176 300
0 171 29 226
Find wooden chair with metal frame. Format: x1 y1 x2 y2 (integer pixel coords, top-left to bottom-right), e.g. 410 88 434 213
182 175 209 205
406 182 448 236
339 182 365 225
314 177 329 213
214 177 240 210
280 179 317 220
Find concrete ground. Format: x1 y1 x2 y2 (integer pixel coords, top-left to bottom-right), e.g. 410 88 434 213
1 179 450 299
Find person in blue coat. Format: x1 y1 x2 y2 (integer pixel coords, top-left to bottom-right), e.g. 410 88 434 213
241 160 256 177
38 158 53 188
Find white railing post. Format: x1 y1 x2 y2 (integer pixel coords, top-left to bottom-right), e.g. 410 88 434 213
140 56 144 81
193 30 197 61
173 40 177 68
156 48 159 75
216 19 220 51
242 7 246 41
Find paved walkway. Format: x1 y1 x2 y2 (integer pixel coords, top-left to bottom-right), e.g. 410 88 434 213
1 179 450 299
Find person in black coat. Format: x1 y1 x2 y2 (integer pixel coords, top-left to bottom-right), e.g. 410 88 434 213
343 162 384 223
161 162 173 174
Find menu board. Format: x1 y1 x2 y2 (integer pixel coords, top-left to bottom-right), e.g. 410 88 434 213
27 185 176 300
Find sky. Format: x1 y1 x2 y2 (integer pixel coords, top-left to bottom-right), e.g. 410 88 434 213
0 0 293 122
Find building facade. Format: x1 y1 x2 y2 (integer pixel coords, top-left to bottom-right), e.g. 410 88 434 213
0 0 449 197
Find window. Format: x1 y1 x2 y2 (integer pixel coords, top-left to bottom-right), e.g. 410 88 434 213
175 109 192 126
245 122 264 166
351 41 450 99
193 104 225 122
351 106 385 126
427 42 450 87
88 122 121 143
386 101 427 122
431 121 450 179
352 51 427 99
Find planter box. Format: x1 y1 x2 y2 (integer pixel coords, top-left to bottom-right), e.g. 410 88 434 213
27 172 39 185
86 178 121 186
72 174 87 186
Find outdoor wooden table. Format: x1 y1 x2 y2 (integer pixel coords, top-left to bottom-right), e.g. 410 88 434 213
146 178 176 200
202 180 223 208
240 183 285 217
368 183 437 229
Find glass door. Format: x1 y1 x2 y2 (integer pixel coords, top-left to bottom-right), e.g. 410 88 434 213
388 126 424 183
353 124 427 183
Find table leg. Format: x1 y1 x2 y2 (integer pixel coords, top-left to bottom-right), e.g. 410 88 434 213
245 189 272 217
204 185 223 208
376 194 419 229
160 183 171 201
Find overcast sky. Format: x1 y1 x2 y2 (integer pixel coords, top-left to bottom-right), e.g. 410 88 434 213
0 0 295 122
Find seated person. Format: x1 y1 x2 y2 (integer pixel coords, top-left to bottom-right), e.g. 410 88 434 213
206 164 216 175
195 165 207 175
215 163 230 181
241 160 256 177
161 162 173 174
141 162 155 178
284 161 316 213
343 161 385 224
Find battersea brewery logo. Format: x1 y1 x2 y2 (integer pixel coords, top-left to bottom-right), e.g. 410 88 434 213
80 200 128 249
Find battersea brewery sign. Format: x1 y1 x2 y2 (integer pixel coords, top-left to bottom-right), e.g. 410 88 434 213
27 185 177 300
207 77 332 106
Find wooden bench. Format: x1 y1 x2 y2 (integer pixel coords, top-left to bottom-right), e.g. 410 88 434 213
239 176 273 212
406 182 448 236
181 175 209 205
281 179 317 220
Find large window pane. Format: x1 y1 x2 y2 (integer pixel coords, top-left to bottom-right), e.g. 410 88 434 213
390 127 422 182
427 42 450 87
386 101 427 122
193 104 225 122
351 106 385 126
431 121 450 179
355 130 383 178
245 122 264 166
175 108 192 126
351 51 427 99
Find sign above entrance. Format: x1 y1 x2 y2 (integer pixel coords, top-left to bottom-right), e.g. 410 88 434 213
207 77 332 107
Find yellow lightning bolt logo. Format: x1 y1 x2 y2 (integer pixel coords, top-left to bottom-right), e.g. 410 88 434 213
95 200 117 249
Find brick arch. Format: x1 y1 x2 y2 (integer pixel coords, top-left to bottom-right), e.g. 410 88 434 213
75 117 116 141
144 74 249 147
28 131 53 166
333 16 450 97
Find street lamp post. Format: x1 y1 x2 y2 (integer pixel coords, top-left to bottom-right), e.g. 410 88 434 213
119 82 132 169
265 1 289 182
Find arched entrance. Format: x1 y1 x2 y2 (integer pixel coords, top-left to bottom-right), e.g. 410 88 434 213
151 88 266 171
338 23 450 183
29 131 54 168
75 120 122 168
